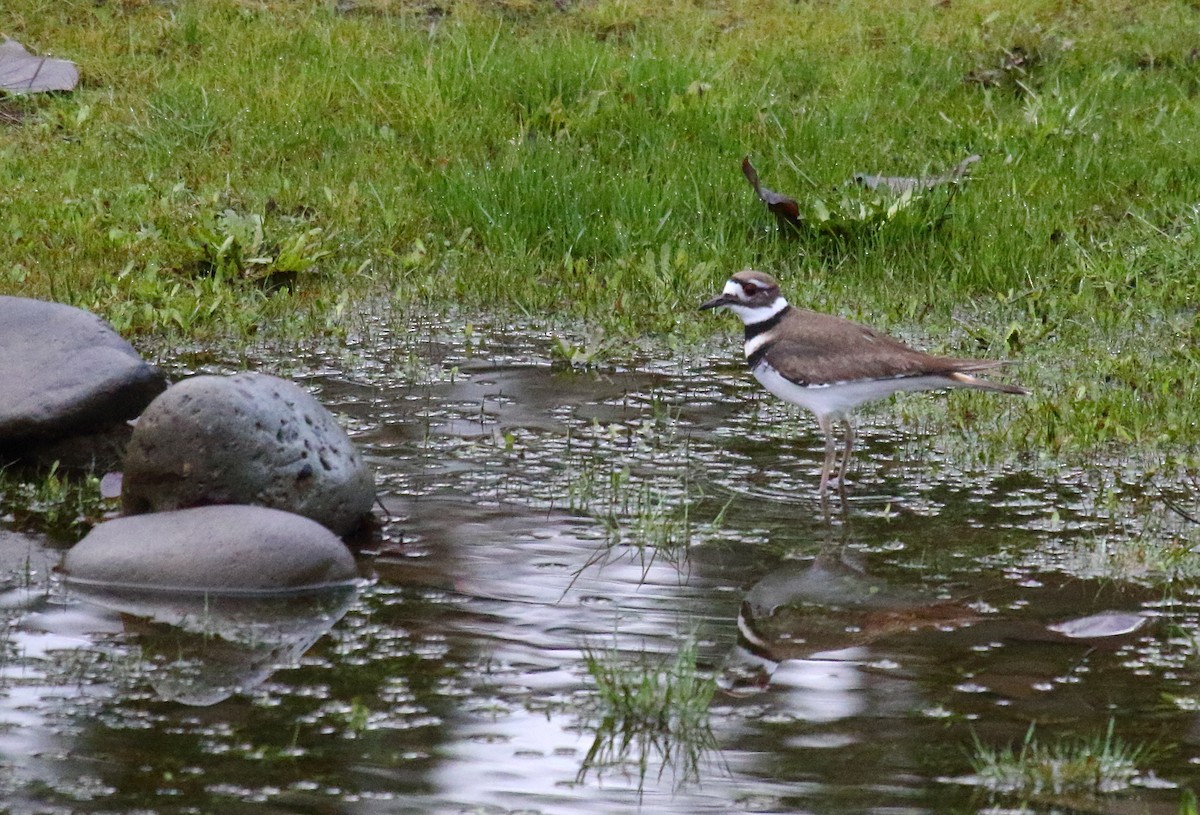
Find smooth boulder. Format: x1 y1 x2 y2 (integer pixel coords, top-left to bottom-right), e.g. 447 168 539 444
0 296 166 450
121 372 374 536
62 505 358 592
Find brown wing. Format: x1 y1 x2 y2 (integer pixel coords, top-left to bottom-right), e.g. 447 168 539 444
761 309 1004 386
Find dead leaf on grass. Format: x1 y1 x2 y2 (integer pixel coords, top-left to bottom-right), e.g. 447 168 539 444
741 156 802 229
853 154 980 194
742 154 982 236
0 37 79 95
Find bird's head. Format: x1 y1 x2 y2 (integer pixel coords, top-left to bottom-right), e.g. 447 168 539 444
699 270 788 324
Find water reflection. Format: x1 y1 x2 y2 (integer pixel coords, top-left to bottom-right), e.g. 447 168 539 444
577 715 722 797
729 541 1159 693
65 584 357 705
739 549 977 654
0 316 1198 813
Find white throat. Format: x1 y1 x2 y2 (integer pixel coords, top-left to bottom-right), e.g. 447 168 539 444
729 295 788 326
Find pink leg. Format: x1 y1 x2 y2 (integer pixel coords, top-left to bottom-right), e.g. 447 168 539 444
817 416 836 497
836 420 855 491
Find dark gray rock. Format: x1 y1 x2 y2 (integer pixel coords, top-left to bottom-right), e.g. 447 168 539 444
0 296 167 454
121 373 374 535
62 505 359 592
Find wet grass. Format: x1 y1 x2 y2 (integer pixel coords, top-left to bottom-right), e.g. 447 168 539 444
3 0 1200 467
580 637 719 790
0 463 108 539
556 401 728 579
968 721 1154 798
574 477 727 584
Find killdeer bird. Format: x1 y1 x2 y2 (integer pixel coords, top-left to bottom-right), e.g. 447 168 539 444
700 269 1026 497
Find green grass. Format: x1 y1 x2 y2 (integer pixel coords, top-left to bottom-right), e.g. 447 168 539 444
580 636 718 789
0 462 108 538
3 0 1200 462
969 720 1153 797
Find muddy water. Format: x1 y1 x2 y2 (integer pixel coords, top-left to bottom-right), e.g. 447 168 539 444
2 314 1200 813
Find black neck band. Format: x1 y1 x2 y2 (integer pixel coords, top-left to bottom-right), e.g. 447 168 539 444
744 306 788 342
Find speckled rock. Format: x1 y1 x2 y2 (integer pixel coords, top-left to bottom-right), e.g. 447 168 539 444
0 296 166 455
121 373 374 536
62 505 359 592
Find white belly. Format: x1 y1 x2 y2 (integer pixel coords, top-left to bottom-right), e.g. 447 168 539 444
752 362 958 421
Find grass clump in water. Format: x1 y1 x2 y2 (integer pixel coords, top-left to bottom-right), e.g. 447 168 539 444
580 637 718 790
968 720 1152 797
0 463 108 539
563 450 728 583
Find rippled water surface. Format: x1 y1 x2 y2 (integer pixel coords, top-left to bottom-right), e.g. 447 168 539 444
3 312 1200 814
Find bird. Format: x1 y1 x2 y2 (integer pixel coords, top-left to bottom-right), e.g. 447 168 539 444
700 269 1027 498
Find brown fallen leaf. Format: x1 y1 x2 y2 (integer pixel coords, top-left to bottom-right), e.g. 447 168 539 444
853 154 981 194
741 156 802 229
0 37 79 95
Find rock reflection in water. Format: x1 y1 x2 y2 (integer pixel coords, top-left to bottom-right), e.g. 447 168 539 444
66 584 358 705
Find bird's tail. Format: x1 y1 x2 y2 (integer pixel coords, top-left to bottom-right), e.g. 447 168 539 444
948 370 1028 396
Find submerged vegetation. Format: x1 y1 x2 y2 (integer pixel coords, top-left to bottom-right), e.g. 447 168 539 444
2 0 1200 465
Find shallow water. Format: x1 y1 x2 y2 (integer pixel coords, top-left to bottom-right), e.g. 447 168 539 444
3 312 1200 813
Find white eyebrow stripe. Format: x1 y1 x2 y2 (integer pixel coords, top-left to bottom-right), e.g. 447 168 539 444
723 280 744 297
